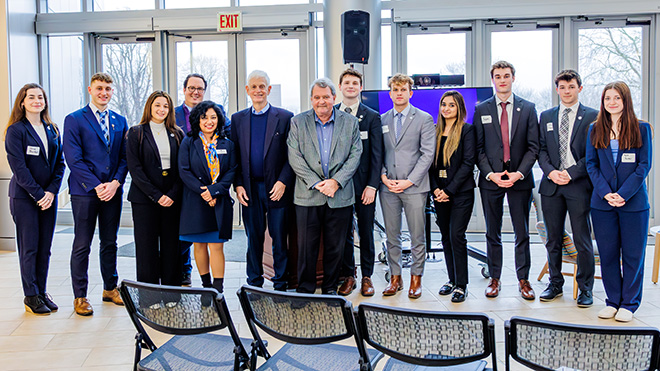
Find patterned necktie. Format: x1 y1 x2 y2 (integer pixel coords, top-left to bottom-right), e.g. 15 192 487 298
559 107 571 170
98 110 109 146
344 107 352 114
500 102 510 163
395 112 403 141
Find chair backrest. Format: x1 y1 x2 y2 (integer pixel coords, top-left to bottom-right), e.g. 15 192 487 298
535 221 578 258
356 303 497 369
505 316 660 371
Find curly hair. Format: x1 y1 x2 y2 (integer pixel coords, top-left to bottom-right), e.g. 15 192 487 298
188 100 226 139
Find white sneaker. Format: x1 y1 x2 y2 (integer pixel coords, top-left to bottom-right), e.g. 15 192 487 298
615 308 634 322
598 306 618 319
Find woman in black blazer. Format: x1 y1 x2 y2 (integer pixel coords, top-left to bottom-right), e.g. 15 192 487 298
126 91 184 287
429 90 477 303
5 83 65 315
179 101 236 293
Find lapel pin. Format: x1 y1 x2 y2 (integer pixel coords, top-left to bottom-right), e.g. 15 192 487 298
112 115 116 119
578 116 582 120
170 133 174 137
516 107 521 112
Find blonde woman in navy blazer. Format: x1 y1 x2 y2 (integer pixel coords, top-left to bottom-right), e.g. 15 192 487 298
5 83 65 315
586 81 652 322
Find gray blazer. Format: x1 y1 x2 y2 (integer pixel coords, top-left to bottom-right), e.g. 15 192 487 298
287 108 362 208
380 105 436 194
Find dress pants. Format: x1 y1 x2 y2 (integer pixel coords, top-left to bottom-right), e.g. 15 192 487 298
243 181 288 290
434 190 474 288
592 208 648 313
541 187 594 292
70 192 122 298
295 204 352 293
180 241 193 277
380 191 427 276
341 199 377 278
132 201 182 286
10 197 57 297
480 187 532 280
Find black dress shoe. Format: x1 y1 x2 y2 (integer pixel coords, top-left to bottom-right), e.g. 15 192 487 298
539 284 563 302
24 296 51 315
451 287 467 303
577 291 593 307
438 282 455 296
181 273 192 286
322 290 338 295
39 293 58 312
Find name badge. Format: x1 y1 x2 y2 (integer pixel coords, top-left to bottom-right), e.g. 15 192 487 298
218 149 228 155
546 123 553 132
360 131 368 140
26 146 40 156
481 115 492 124
382 126 390 134
621 153 636 163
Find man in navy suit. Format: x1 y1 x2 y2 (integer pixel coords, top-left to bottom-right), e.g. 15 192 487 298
538 70 598 307
174 73 230 286
230 70 294 291
63 72 128 315
335 68 383 297
473 61 539 300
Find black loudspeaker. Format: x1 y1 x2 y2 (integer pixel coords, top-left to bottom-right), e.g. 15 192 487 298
342 10 370 64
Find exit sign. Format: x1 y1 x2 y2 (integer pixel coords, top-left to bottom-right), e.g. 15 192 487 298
218 12 242 32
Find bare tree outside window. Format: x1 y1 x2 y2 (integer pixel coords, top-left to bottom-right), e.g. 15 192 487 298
176 41 230 109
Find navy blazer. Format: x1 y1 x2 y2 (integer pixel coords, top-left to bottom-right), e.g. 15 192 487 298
230 105 295 207
473 94 539 191
6 119 65 201
178 135 237 239
538 103 598 197
586 121 652 212
126 124 184 204
175 103 231 135
428 123 477 197
62 105 128 195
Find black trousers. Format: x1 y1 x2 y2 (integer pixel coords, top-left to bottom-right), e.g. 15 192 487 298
434 190 474 287
340 199 377 278
295 204 352 293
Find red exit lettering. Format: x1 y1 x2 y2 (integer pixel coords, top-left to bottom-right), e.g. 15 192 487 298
219 13 240 30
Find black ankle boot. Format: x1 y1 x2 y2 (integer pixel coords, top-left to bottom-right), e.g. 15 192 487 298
39 293 58 312
200 273 212 288
212 278 224 294
24 295 51 315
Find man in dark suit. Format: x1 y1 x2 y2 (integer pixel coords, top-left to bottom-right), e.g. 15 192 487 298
231 70 294 291
473 61 539 300
335 68 383 297
63 72 128 315
174 73 230 286
538 70 598 307
287 78 362 294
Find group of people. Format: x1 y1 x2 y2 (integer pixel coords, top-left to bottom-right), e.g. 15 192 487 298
5 60 652 323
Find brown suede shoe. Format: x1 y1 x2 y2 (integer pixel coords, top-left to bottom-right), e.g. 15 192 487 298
408 275 422 299
74 297 94 316
102 288 125 306
485 278 501 298
382 275 403 296
361 277 375 297
338 276 357 296
519 279 535 300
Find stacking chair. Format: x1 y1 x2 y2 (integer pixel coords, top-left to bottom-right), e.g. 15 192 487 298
356 303 497 370
120 280 251 371
505 316 660 371
237 285 379 371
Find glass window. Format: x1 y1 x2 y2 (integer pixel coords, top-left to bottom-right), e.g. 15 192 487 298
93 0 154 11
381 24 391 89
48 35 85 127
316 28 324 79
176 40 230 110
239 0 309 5
406 32 466 78
102 43 153 126
165 0 230 8
579 27 643 115
491 30 554 113
46 0 81 12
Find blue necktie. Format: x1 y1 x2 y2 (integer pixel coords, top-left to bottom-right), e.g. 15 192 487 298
98 110 109 146
395 112 403 141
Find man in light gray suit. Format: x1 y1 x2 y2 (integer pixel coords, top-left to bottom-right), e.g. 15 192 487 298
287 78 362 294
380 73 436 299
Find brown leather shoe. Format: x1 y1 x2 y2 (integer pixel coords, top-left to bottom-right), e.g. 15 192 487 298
102 288 125 306
361 277 375 297
74 297 94 316
338 276 357 296
382 275 403 296
408 275 422 299
519 279 535 300
485 278 501 298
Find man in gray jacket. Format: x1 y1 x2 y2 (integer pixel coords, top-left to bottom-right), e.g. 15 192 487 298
287 78 362 294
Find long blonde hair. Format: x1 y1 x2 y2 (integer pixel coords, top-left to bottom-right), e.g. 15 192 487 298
435 91 466 167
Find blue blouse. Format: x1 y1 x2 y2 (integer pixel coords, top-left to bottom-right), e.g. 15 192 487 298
610 139 619 163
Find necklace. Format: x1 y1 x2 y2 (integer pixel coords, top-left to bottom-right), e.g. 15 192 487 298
151 122 166 136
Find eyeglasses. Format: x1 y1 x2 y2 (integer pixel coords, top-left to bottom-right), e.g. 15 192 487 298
186 86 206 93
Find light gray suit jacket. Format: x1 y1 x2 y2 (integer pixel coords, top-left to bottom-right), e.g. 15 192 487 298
380 104 436 194
287 108 362 208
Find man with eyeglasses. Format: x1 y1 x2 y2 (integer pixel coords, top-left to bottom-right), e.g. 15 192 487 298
174 73 230 286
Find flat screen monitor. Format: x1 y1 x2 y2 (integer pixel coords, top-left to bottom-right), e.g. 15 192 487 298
360 87 494 124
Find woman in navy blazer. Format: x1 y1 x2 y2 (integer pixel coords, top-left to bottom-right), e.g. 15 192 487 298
429 91 477 303
179 101 236 293
127 91 184 288
5 83 65 315
586 81 653 322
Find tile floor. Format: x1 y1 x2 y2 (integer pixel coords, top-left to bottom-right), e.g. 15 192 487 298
1 226 659 370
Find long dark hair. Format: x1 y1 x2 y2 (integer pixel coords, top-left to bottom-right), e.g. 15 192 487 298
138 91 182 143
188 100 226 139
590 81 641 150
435 91 466 167
5 83 57 137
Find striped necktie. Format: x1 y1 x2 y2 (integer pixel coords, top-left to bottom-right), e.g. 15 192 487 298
98 110 109 146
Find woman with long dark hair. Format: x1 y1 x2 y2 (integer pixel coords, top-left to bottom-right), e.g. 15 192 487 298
430 91 476 303
178 101 236 293
5 83 65 314
126 91 184 287
586 81 652 322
